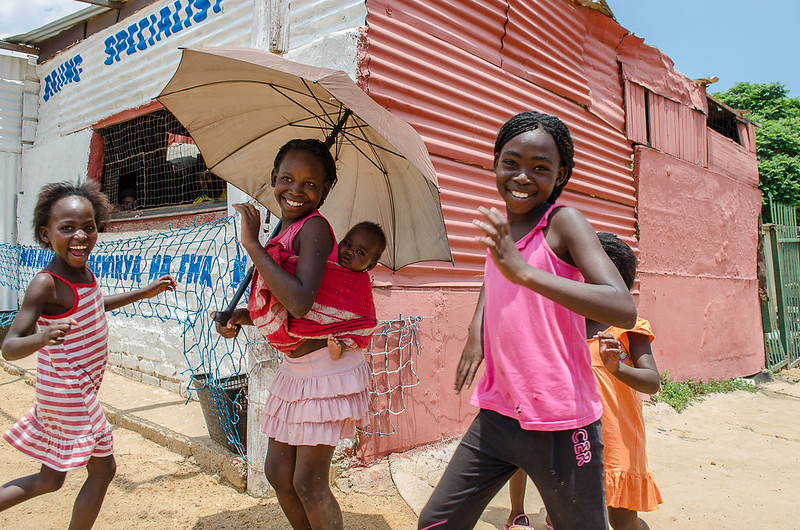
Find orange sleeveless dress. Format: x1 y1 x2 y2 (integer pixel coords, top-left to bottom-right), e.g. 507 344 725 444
589 317 662 511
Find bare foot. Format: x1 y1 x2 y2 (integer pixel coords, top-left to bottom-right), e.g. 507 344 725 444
327 335 343 360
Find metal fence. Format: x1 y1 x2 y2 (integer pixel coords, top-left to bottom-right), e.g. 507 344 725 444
761 199 800 370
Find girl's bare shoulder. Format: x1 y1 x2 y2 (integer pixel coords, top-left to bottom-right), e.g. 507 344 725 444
294 215 334 253
546 206 596 254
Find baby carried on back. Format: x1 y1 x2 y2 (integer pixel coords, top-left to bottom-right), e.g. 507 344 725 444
248 221 385 356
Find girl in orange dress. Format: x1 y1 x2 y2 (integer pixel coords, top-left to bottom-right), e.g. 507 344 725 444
505 231 662 530
588 232 662 529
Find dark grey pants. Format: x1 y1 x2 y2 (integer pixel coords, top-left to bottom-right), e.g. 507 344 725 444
418 410 607 530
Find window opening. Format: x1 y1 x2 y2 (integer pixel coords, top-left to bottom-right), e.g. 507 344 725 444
706 97 742 145
98 110 227 212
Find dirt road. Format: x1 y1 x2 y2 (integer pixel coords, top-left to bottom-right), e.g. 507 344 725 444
0 367 798 529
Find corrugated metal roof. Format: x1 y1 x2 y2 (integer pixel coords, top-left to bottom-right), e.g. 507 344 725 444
3 6 111 47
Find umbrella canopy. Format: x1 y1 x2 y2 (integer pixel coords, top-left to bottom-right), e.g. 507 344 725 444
157 46 452 271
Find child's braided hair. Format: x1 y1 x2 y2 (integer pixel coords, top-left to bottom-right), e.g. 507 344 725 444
273 139 338 209
494 111 576 203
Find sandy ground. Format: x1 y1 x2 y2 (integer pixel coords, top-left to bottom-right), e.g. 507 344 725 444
0 367 798 529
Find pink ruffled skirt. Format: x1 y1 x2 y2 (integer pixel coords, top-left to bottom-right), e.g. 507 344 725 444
261 346 370 447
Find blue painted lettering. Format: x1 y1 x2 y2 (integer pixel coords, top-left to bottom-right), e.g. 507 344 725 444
146 14 158 46
183 0 195 28
130 255 142 283
125 23 139 56
176 254 191 282
192 0 211 22
43 54 83 102
136 19 149 51
149 254 173 281
186 254 204 284
199 255 213 288
102 1 222 67
156 7 173 41
170 1 185 34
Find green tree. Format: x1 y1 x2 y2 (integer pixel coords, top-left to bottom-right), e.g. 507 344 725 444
713 82 800 208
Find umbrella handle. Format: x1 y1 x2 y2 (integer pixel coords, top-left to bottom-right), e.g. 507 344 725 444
214 217 282 326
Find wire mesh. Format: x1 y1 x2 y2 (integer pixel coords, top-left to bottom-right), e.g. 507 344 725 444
0 217 424 458
98 110 227 210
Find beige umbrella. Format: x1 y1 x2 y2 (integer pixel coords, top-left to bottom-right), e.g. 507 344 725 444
157 46 452 271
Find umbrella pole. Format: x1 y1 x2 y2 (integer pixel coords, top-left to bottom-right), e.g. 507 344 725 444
214 218 282 326
324 109 353 148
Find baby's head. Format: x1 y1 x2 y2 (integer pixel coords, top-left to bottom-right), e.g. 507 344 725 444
338 221 387 272
33 180 112 248
119 188 136 210
597 232 636 290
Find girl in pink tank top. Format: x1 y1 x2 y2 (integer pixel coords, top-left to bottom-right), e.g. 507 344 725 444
419 112 638 530
1 181 175 528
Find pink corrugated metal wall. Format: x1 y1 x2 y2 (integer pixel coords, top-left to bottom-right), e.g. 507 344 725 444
366 0 638 290
358 0 762 460
360 0 640 458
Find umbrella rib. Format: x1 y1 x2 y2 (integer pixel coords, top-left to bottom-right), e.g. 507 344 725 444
166 79 412 168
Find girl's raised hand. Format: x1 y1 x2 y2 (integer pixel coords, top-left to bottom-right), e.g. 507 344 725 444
142 275 177 299
596 333 624 375
473 206 529 284
232 203 262 250
41 318 79 347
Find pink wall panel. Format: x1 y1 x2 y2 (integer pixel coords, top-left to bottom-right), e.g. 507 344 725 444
637 274 764 380
635 146 763 380
624 81 648 145
708 129 760 186
359 288 481 459
582 10 628 133
502 0 590 107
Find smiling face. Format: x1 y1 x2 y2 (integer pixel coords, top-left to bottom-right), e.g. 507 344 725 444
270 149 331 222
338 227 383 272
39 195 98 270
493 128 568 224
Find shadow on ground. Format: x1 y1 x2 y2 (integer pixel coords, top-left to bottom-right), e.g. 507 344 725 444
193 505 393 529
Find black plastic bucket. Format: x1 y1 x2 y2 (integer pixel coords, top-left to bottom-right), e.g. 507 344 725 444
191 373 248 454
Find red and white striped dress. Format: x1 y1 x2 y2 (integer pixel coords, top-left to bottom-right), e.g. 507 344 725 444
3 270 112 472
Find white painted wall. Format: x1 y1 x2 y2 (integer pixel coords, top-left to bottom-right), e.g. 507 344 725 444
0 54 37 310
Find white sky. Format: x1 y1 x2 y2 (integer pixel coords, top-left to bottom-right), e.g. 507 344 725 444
0 0 86 39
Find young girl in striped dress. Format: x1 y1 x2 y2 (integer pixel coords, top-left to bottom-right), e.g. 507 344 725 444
0 181 176 529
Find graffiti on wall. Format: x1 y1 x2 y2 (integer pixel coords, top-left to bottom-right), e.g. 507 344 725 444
43 54 83 102
42 0 224 102
103 0 224 65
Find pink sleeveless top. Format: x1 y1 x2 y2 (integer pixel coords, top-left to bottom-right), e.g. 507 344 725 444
3 270 113 471
470 205 603 430
272 210 337 261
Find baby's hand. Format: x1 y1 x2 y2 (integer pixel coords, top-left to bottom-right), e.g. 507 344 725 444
41 318 79 347
142 275 177 298
596 333 624 374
